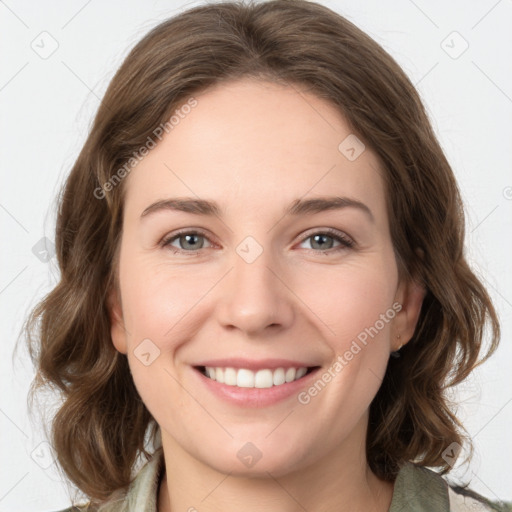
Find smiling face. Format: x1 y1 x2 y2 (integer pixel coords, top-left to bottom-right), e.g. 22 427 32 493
109 78 423 478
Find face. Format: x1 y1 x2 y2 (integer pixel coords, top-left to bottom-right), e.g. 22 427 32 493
109 78 423 477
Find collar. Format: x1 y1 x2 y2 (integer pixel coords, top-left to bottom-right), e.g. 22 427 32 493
389 462 450 511
99 449 450 511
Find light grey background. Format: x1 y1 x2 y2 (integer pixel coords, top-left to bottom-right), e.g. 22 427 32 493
1 0 511 510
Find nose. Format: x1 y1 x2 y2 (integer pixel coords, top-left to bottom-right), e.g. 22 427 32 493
215 246 295 336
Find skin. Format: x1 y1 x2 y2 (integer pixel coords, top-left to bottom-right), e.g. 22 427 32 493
109 78 425 512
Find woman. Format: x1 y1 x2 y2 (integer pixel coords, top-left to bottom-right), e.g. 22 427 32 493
24 0 504 510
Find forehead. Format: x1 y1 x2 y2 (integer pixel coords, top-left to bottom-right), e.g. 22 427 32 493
122 78 387 224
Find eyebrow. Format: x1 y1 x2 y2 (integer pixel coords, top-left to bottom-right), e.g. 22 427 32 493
140 196 374 222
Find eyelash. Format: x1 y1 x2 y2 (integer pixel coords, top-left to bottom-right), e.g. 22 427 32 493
160 228 355 255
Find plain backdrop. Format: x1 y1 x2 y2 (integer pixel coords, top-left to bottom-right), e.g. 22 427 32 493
1 0 511 510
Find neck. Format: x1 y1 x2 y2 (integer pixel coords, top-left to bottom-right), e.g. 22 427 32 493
157 420 394 512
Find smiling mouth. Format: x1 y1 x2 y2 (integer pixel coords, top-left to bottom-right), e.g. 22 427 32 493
195 365 320 389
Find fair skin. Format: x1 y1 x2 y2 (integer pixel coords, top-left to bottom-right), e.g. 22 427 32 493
109 78 424 512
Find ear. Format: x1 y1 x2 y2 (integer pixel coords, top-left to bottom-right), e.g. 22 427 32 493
107 286 128 354
392 274 426 351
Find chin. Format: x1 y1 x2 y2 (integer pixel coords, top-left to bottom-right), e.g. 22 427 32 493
195 436 313 478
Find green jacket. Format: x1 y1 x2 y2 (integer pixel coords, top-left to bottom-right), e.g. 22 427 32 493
57 448 507 511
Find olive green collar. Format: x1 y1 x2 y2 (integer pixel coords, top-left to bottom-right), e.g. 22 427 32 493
389 462 450 512
97 450 452 511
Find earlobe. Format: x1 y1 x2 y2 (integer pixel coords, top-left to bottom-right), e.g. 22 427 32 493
107 287 128 354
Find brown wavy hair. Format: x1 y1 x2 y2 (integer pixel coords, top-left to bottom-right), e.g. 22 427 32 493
23 0 500 505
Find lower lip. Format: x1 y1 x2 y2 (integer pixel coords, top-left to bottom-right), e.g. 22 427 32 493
192 367 321 408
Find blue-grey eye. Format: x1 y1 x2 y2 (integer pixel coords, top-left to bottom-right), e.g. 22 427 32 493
164 232 212 252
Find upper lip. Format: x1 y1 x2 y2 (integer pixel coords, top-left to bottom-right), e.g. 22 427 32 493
193 358 320 371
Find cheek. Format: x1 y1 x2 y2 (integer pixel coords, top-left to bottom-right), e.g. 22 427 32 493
119 254 211 346
298 256 398 347
119 261 197 419
295 265 397 433
295 256 397 408
320 261 398 401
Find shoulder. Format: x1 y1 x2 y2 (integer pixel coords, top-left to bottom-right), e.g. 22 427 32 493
51 448 165 512
52 507 92 512
390 463 507 512
448 485 508 512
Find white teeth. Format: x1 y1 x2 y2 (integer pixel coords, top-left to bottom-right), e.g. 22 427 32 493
202 366 310 388
285 368 296 382
254 369 273 388
237 369 254 388
224 367 237 386
273 368 286 386
296 367 307 379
